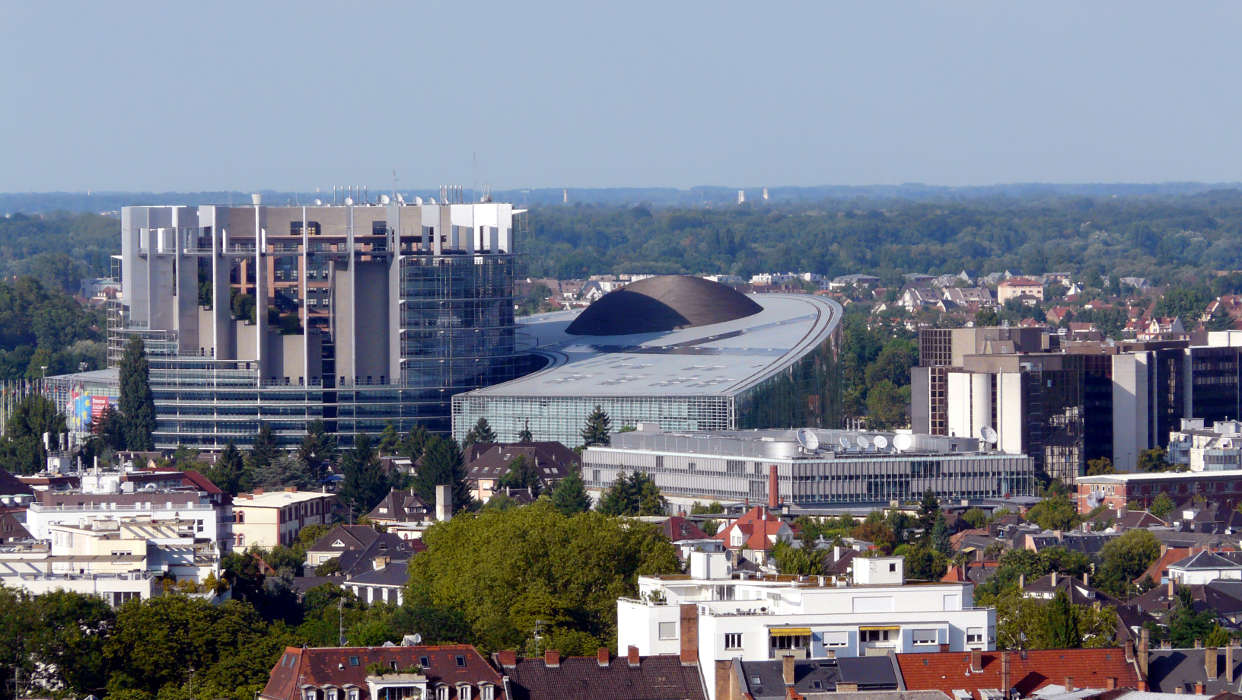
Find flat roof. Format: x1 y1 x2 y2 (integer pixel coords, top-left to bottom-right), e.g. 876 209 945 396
465 293 840 398
233 490 335 508
1076 469 1242 484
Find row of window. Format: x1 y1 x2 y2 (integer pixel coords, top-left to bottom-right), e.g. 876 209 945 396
720 627 979 650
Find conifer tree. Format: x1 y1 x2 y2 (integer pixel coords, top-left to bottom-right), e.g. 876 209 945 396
206 442 246 495
412 435 472 513
580 406 611 447
517 420 533 443
119 336 155 451
550 467 591 515
339 434 388 520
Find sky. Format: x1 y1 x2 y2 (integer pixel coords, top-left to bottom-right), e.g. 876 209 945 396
2 1 1241 192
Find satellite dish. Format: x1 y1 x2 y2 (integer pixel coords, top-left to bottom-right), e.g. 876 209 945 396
856 436 871 449
414 196 424 205
839 436 852 450
411 633 422 644
313 198 323 206
980 426 998 444
874 435 889 450
343 196 354 206
379 194 391 205
893 433 914 452
796 429 820 451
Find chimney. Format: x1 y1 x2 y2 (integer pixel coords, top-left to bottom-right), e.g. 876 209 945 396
1195 682 1204 695
782 654 795 686
627 645 640 668
543 650 559 668
1083 572 1090 587
1227 645 1234 684
435 484 452 522
768 465 779 509
1125 640 1135 663
597 648 610 668
939 643 950 653
1207 648 1217 681
971 650 983 673
254 487 265 495
679 604 698 666
1065 677 1073 692
1169 579 1175 598
1138 681 1148 692
495 650 517 669
1140 628 1150 677
1001 652 1010 697
1106 677 1117 690
285 486 296 492
1019 573 1025 588
1052 571 1057 586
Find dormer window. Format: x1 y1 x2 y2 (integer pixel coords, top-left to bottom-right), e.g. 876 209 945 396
436 686 450 700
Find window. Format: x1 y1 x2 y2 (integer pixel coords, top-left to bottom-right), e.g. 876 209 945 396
912 629 938 646
304 691 316 700
481 685 495 700
822 631 848 647
967 628 984 645
724 632 743 650
235 511 245 523
327 690 338 700
436 687 450 700
861 629 891 643
455 655 466 667
349 656 359 667
889 563 897 572
659 622 677 640
347 691 358 700
457 685 472 700
420 656 429 668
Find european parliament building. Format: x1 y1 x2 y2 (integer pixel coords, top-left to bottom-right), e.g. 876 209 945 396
452 276 844 446
46 195 529 449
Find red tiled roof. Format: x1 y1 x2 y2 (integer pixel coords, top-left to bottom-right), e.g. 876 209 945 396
897 649 1140 699
714 506 790 551
661 516 708 542
261 645 504 700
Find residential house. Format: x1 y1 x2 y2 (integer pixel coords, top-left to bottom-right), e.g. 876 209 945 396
232 489 339 549
0 511 30 543
0 467 35 513
463 442 578 503
366 489 435 539
714 506 795 565
830 274 881 291
260 644 505 700
344 556 410 605
997 278 1045 305
497 647 707 700
1167 551 1242 585
1139 317 1188 342
304 524 417 575
943 287 996 310
901 287 941 313
1145 646 1242 694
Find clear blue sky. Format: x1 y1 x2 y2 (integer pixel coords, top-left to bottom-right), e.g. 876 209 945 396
3 1 1241 192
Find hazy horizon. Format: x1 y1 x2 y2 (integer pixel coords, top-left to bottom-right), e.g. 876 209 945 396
4 1 1242 192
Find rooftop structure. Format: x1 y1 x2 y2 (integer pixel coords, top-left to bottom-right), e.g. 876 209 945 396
1168 419 1242 472
260 644 505 700
1076 469 1242 514
232 489 338 549
582 426 1035 507
452 279 841 446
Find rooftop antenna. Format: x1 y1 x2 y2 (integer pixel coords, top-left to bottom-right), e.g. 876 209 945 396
796 428 819 452
873 435 889 451
980 426 998 450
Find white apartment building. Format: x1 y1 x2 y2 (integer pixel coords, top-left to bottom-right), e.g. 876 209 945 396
231 489 338 549
1168 419 1242 472
618 553 994 700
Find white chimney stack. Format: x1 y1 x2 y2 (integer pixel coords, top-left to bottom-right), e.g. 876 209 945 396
435 484 452 522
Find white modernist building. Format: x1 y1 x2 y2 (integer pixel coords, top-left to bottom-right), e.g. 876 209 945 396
618 552 994 700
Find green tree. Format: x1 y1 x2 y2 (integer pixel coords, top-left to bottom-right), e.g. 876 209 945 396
1095 528 1160 598
205 442 246 496
26 591 115 696
962 508 989 530
0 393 67 474
1044 590 1081 648
465 417 496 447
1137 447 1171 473
246 422 279 475
904 545 948 581
931 511 952 557
866 380 909 429
1025 493 1080 531
378 421 401 455
1150 492 1175 519
580 405 612 447
405 501 679 654
118 335 156 451
550 467 592 515
975 308 1001 326
339 434 389 519
918 490 940 537
252 453 314 491
517 420 533 443
497 454 541 496
412 435 472 513
598 471 666 516
772 541 826 575
399 424 430 461
1086 457 1114 475
297 420 337 486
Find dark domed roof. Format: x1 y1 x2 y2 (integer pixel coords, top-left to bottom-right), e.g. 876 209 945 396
565 275 763 336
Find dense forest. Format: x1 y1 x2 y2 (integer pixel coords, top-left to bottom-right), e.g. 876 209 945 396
522 190 1242 283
